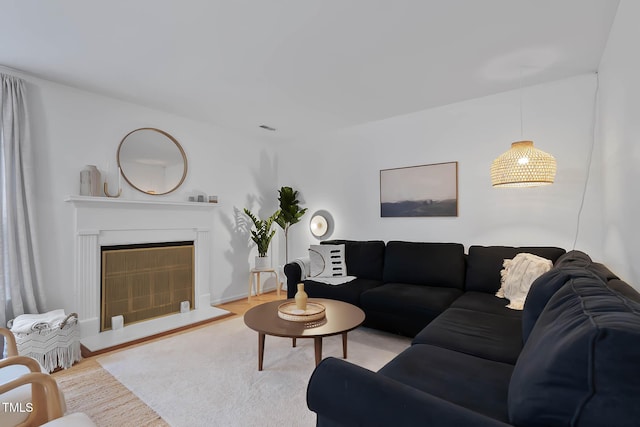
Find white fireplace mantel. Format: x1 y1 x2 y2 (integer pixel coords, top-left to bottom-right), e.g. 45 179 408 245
65 195 220 209
66 195 224 350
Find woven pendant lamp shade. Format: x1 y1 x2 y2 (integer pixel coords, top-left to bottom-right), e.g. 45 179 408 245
490 141 557 188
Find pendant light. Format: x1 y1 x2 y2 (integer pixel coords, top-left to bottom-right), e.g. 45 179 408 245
490 140 557 187
491 74 556 188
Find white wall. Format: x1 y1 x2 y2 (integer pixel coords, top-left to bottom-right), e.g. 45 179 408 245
6 68 280 314
598 0 640 288
9 54 631 315
278 75 604 267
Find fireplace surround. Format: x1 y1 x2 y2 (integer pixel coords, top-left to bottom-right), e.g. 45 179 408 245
66 196 223 351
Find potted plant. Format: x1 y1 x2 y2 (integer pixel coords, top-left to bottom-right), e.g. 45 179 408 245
275 186 307 263
244 208 278 270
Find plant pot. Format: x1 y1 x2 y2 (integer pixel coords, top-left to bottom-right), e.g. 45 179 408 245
254 256 270 271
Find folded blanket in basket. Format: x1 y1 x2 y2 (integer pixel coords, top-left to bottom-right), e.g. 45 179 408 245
9 309 68 334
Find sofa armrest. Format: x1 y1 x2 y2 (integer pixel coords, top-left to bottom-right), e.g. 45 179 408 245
284 262 303 298
308 357 512 427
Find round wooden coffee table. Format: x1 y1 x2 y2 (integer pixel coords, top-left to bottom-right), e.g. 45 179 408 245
243 298 365 371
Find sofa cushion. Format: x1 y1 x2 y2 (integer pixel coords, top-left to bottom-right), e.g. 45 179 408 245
465 246 565 293
553 249 593 268
451 292 521 318
608 279 640 303
361 283 463 337
522 251 622 337
554 250 619 283
383 241 465 289
412 308 523 364
322 240 385 281
301 278 382 306
522 265 603 343
379 344 514 422
509 275 640 427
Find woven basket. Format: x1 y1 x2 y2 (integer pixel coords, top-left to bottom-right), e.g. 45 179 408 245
11 313 81 372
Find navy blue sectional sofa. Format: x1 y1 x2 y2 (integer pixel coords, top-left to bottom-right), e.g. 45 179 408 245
284 241 640 427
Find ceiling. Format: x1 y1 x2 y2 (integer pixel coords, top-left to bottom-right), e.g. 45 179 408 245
0 1 620 141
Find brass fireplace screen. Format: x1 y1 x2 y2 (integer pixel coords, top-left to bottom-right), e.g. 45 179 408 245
101 241 194 331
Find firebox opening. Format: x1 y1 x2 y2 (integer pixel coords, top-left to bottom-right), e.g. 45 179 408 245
100 241 195 332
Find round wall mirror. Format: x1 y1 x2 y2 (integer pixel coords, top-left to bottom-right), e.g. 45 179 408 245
117 128 188 195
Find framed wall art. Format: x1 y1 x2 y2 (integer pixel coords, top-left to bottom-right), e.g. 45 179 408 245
380 161 458 217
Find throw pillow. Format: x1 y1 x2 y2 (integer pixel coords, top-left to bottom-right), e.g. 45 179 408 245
309 244 347 278
496 253 552 310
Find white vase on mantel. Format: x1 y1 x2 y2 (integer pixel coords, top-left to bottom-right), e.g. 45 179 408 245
80 165 102 196
254 256 270 271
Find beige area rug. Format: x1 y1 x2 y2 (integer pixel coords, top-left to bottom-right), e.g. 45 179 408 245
97 317 411 427
53 359 168 426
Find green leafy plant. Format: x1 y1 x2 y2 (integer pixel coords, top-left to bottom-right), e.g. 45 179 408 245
275 186 307 262
244 208 278 257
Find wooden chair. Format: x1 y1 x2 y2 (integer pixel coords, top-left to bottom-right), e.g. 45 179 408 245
1 326 19 357
2 327 42 426
0 371 96 426
0 327 88 426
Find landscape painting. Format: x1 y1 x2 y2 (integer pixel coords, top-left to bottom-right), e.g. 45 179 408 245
380 162 458 217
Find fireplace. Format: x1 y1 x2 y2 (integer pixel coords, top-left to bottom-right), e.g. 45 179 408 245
67 196 225 351
100 241 195 331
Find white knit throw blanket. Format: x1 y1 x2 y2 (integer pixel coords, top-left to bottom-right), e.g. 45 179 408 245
496 253 553 310
294 257 356 286
9 309 68 333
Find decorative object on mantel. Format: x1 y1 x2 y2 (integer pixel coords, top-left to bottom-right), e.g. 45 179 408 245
275 186 307 263
187 191 210 202
103 166 122 198
244 208 278 270
309 210 333 240
80 165 102 196
490 140 557 187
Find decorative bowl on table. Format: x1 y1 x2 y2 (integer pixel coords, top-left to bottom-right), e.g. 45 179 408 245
277 301 326 322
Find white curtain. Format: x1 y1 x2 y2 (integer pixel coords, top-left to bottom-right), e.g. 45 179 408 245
1 73 44 329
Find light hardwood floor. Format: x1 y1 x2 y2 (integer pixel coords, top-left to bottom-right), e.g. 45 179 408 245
216 291 287 316
58 291 286 368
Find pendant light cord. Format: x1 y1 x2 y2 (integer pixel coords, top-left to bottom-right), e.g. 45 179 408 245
572 72 599 250
519 69 524 139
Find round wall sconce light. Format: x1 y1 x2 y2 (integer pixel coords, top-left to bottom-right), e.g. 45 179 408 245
309 210 333 240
